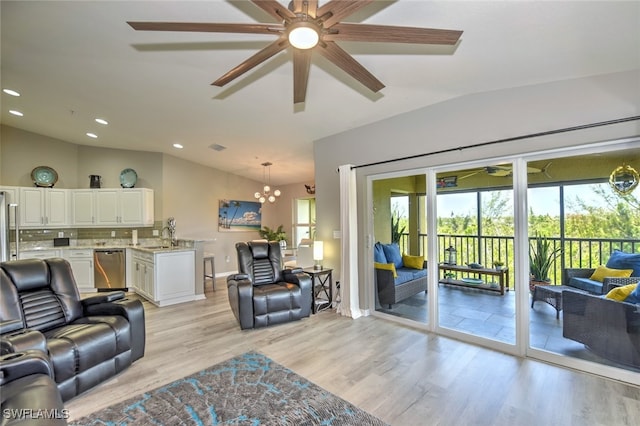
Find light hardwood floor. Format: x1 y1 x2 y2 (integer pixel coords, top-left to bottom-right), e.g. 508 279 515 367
66 280 640 425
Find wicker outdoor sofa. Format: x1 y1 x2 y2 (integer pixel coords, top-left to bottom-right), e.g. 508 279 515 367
564 268 639 294
563 281 640 368
374 242 427 308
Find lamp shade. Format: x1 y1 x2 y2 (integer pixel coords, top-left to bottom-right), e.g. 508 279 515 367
313 241 324 261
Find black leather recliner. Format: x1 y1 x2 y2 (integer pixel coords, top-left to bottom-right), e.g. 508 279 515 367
227 241 312 329
0 350 68 425
0 258 145 401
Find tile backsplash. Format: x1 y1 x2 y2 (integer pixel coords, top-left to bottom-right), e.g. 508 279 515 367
17 221 164 242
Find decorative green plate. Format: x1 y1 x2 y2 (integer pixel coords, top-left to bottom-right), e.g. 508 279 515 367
120 168 138 188
461 277 484 285
31 166 58 187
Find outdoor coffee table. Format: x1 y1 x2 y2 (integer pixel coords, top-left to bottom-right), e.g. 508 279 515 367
531 285 588 319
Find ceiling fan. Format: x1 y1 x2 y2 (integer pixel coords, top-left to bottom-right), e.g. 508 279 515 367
127 0 463 104
459 163 553 180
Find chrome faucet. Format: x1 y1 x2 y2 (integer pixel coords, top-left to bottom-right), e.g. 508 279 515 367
162 217 178 247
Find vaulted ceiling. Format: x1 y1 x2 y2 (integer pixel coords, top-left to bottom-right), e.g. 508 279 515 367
2 1 638 185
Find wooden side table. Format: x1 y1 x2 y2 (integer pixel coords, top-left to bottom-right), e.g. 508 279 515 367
303 268 333 313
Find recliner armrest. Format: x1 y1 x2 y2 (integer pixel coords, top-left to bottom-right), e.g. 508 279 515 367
83 297 146 362
228 273 250 282
81 291 125 306
283 268 303 274
1 329 47 355
0 350 53 386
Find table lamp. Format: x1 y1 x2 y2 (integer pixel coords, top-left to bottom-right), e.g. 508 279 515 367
313 241 324 270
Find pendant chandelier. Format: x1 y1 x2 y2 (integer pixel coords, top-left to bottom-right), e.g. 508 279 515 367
255 162 281 204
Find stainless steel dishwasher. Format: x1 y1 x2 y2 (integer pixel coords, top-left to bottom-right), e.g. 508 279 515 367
94 249 126 290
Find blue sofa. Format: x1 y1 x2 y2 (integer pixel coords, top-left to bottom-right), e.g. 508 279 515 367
374 242 427 308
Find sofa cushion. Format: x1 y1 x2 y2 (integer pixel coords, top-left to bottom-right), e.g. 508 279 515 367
589 265 633 282
375 262 397 278
605 283 638 301
402 254 424 270
606 250 640 277
395 267 427 285
568 277 603 294
373 243 387 264
381 243 403 269
626 283 640 304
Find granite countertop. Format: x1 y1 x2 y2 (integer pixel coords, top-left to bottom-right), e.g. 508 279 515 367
19 238 196 253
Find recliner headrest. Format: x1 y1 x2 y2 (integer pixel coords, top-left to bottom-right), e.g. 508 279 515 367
1 259 51 292
248 241 269 259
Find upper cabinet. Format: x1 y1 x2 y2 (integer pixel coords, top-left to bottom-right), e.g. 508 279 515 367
19 187 69 228
72 188 154 227
3 186 154 229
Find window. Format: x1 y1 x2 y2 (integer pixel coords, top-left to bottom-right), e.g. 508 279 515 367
293 197 316 247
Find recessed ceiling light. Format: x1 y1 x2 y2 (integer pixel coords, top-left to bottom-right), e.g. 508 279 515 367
3 89 20 97
86 132 98 139
9 110 23 117
173 143 183 149
95 118 108 125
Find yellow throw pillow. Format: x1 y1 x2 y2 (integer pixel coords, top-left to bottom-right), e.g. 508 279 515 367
402 254 425 270
589 265 633 282
375 262 397 278
605 283 638 301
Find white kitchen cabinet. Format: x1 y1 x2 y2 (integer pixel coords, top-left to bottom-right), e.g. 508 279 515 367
61 248 95 292
70 190 96 226
19 249 60 260
131 250 154 298
19 187 69 228
130 249 196 307
71 188 154 227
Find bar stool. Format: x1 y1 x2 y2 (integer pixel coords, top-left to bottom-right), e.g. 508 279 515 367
203 253 215 290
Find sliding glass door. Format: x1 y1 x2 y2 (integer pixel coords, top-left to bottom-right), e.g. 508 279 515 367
435 164 516 344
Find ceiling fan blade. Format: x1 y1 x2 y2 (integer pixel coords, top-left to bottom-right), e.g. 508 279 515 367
127 21 284 35
251 0 297 22
293 49 312 104
212 37 289 87
325 23 463 45
317 0 374 28
292 0 318 18
317 41 384 93
459 171 481 180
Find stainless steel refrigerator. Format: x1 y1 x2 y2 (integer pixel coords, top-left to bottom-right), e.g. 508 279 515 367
1 191 19 262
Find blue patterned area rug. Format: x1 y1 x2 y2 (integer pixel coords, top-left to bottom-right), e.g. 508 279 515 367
70 351 387 425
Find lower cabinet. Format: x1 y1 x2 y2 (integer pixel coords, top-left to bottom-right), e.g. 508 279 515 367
19 249 95 293
130 249 196 307
62 249 95 292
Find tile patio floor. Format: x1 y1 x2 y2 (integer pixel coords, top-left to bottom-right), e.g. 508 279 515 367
377 284 639 373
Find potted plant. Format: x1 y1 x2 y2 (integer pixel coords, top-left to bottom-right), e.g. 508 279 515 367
390 210 406 244
259 225 288 248
529 233 562 292
493 260 505 271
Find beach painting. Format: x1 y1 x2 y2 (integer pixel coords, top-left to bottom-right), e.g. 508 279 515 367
218 199 262 232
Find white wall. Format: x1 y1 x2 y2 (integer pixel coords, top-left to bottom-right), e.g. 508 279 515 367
0 125 312 274
313 70 640 304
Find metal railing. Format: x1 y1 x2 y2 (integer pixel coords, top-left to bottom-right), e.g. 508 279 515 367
398 233 639 289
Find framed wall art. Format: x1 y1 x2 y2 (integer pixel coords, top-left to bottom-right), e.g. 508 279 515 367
218 199 262 232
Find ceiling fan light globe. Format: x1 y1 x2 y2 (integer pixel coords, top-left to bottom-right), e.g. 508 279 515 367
259 196 266 204
274 189 281 197
263 185 271 193
268 195 276 203
288 24 319 50
254 192 261 199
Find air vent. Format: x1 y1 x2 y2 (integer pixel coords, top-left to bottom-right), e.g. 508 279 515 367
209 143 227 152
